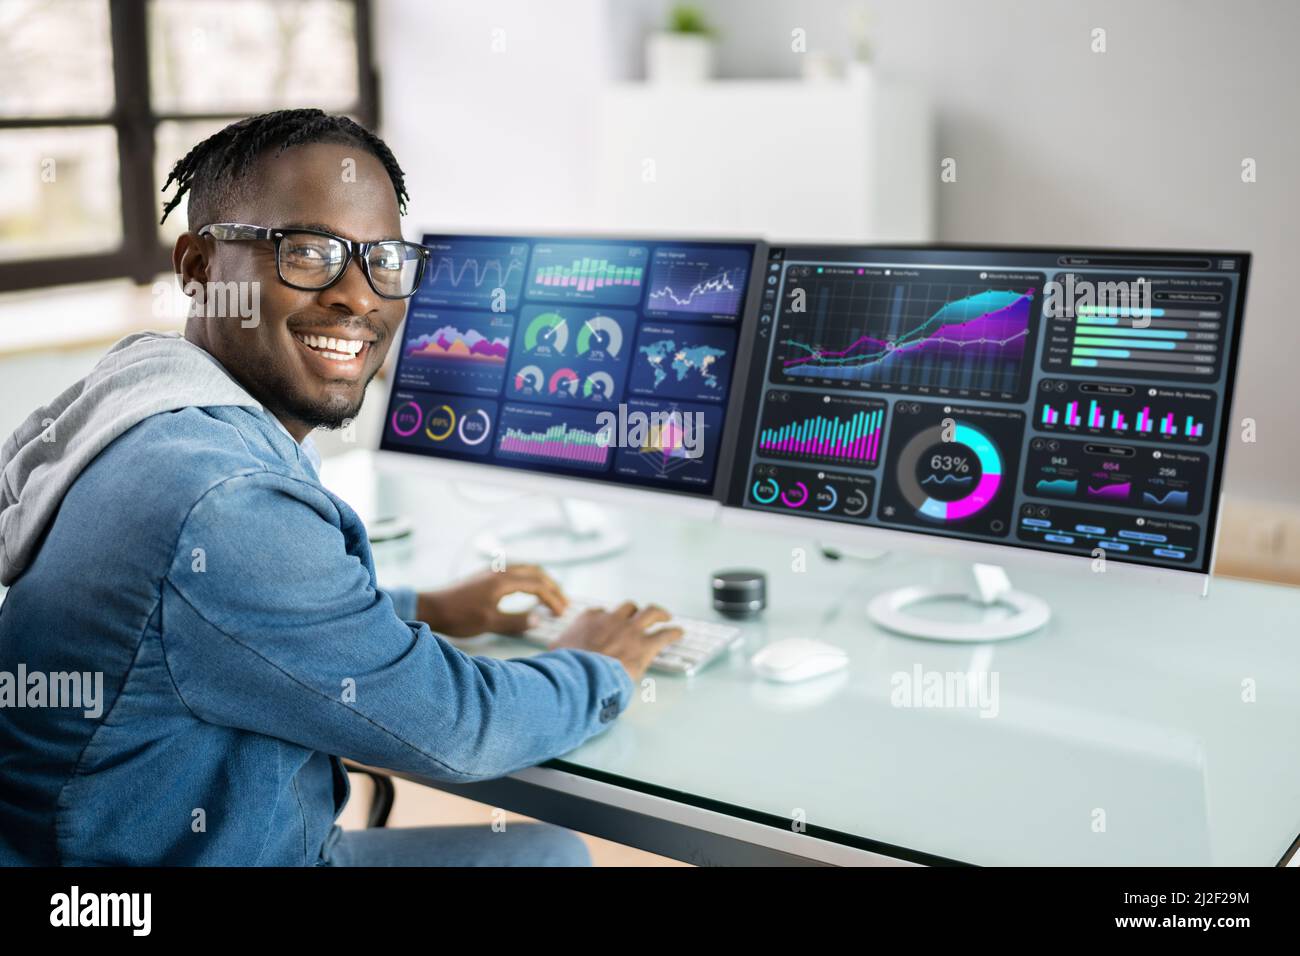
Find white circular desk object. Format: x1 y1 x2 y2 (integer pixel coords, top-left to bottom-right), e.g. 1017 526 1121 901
867 584 1051 642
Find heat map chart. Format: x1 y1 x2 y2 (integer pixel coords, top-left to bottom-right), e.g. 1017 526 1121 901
397 310 513 396
645 246 750 321
772 267 1043 402
416 237 528 311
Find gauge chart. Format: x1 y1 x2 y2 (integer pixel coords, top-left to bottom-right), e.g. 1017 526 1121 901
507 306 634 407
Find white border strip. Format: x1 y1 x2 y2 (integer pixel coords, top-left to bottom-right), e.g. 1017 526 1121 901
513 765 921 867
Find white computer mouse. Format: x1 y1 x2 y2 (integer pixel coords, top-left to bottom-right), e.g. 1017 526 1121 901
750 639 848 684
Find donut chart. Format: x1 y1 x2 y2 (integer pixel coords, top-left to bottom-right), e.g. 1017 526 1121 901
387 393 497 457
424 404 456 441
391 401 423 437
877 403 1022 537
895 422 1003 522
748 465 874 523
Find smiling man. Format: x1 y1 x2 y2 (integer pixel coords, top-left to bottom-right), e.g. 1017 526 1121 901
0 110 680 867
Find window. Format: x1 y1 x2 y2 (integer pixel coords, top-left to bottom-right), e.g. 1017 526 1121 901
0 0 377 293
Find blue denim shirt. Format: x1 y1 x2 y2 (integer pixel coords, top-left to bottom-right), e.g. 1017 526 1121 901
0 404 632 865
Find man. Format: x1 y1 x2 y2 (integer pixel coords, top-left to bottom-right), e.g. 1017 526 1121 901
0 109 679 866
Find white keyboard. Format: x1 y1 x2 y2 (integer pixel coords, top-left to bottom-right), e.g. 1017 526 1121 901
522 601 743 676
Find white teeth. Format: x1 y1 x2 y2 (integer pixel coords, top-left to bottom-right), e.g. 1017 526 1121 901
295 332 366 358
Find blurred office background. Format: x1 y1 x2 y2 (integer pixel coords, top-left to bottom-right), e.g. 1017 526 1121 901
2 0 1297 582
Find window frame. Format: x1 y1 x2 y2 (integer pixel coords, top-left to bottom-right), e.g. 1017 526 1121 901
0 0 379 294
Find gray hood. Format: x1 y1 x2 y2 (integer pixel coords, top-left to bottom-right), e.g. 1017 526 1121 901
0 331 262 586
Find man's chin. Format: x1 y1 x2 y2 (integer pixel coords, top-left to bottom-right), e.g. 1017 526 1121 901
290 386 369 432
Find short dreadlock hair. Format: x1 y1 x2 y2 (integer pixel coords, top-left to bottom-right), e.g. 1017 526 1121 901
159 108 409 227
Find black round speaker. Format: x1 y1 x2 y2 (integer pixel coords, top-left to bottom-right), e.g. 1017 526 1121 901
711 568 767 619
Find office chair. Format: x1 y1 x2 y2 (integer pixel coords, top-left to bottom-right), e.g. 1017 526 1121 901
341 760 395 828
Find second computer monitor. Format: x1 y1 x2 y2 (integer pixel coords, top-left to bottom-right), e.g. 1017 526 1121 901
380 233 763 498
726 244 1249 577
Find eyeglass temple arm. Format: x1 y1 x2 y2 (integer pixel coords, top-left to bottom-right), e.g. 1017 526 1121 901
200 223 272 241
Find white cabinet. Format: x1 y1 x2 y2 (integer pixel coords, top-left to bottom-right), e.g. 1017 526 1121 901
596 79 934 243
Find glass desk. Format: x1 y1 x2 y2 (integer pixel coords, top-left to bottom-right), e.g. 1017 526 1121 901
326 452 1300 867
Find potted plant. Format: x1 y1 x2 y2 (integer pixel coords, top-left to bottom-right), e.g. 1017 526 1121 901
646 5 716 84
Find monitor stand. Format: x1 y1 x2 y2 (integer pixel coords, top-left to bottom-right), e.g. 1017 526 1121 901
470 497 629 566
867 563 1051 642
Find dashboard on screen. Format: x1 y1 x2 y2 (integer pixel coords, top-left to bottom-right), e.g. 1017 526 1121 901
380 234 763 497
726 246 1249 575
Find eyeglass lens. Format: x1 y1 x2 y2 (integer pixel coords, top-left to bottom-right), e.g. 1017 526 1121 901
277 232 422 298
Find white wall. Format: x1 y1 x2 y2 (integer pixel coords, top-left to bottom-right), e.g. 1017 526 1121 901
692 0 1300 505
374 0 1298 504
374 0 657 235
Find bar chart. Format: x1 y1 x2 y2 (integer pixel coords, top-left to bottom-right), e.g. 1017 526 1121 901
1034 379 1215 445
756 391 886 468
1039 276 1230 380
525 242 648 307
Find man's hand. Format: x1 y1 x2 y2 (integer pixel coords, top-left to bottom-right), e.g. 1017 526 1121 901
416 565 567 638
551 603 683 682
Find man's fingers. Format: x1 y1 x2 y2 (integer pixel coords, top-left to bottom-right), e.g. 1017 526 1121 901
611 601 637 619
647 625 684 647
492 610 533 636
497 565 568 615
632 604 672 629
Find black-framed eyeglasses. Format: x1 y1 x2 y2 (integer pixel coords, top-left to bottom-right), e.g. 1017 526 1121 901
198 222 430 300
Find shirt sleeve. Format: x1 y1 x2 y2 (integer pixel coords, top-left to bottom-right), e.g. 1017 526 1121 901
160 471 634 783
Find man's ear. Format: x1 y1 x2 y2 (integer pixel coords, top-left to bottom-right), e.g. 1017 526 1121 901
173 231 211 294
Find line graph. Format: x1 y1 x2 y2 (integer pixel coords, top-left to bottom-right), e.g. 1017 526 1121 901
770 269 1042 401
415 238 528 310
646 246 750 320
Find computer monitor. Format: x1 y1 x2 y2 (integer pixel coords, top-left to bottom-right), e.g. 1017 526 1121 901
721 244 1250 604
377 232 766 553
